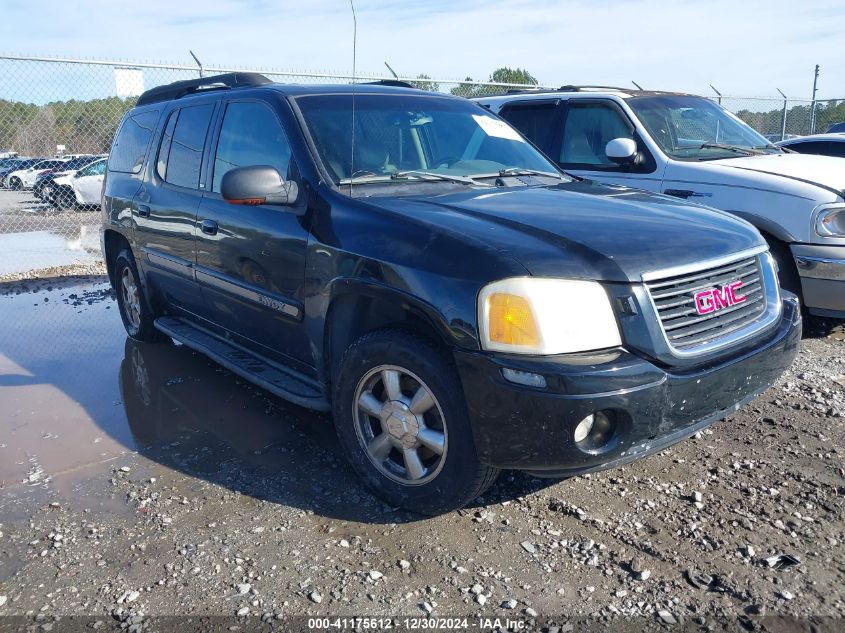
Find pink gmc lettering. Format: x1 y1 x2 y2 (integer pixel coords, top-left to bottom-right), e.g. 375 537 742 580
693 281 746 315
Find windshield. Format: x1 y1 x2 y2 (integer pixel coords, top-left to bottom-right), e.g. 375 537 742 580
295 94 561 186
627 95 780 160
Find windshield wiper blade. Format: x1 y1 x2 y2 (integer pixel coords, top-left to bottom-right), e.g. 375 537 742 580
699 142 758 156
497 167 563 179
391 170 486 186
752 144 791 153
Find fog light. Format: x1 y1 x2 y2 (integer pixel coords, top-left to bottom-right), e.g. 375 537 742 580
574 410 617 450
501 368 547 388
573 414 595 443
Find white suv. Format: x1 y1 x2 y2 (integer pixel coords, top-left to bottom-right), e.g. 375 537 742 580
478 87 845 318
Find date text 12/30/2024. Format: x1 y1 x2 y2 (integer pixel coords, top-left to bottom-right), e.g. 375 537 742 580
307 617 529 630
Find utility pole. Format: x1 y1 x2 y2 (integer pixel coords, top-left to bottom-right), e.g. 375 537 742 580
809 64 819 134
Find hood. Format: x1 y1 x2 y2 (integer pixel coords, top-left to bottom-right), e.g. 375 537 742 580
362 181 763 282
710 153 845 197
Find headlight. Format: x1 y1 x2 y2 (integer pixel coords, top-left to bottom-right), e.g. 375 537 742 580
477 277 622 354
816 206 845 237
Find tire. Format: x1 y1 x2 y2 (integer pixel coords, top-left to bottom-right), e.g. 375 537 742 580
113 248 164 342
766 238 802 299
10 177 22 190
56 189 77 210
333 329 499 515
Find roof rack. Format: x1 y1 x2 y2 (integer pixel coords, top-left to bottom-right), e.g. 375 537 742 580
136 72 272 106
505 84 632 95
363 79 416 89
557 85 631 92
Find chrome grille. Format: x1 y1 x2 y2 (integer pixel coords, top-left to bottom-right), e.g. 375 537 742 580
646 256 767 351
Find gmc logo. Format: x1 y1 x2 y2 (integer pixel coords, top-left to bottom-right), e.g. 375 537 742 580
694 281 746 315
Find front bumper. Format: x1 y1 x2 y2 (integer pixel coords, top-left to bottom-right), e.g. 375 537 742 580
792 243 845 318
455 296 801 475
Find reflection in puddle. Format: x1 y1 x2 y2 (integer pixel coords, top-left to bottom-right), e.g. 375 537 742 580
1 278 403 522
115 338 391 521
0 227 100 275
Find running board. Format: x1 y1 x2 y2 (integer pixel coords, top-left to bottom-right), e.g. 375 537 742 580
154 316 330 412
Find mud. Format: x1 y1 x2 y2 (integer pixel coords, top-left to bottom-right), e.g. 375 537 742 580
0 278 842 630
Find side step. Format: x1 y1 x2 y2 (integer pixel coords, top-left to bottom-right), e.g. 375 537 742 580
154 316 330 412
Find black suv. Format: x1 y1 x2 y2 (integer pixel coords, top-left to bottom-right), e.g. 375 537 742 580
102 73 801 514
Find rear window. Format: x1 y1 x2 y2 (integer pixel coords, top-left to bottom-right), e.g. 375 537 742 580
108 110 160 174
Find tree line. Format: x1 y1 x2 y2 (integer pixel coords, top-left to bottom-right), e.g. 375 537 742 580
734 100 845 137
0 96 136 157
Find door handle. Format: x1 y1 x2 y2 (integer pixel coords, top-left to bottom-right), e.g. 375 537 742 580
201 219 219 236
137 204 150 217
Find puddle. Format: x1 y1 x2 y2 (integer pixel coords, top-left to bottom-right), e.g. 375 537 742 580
0 279 132 495
0 277 395 522
0 228 100 275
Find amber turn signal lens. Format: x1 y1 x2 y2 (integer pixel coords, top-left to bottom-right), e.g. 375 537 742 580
486 293 540 347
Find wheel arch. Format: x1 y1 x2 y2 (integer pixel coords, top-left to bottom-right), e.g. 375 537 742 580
728 209 796 244
102 229 132 287
322 281 468 387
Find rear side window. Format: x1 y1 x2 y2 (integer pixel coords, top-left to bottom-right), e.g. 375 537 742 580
81 161 107 177
109 110 159 174
212 101 293 192
499 102 560 150
156 104 215 189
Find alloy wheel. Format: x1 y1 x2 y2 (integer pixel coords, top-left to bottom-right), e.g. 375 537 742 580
121 267 142 331
353 364 448 485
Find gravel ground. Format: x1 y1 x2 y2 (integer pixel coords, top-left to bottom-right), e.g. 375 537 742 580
0 277 843 632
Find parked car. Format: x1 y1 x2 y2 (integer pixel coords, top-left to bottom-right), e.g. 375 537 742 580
776 133 845 158
480 87 845 318
828 122 845 134
102 74 801 514
0 158 41 188
34 156 104 204
69 157 107 206
6 158 70 190
0 156 25 169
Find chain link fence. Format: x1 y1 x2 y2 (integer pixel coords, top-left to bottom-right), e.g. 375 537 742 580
0 54 843 283
0 55 552 282
717 95 845 141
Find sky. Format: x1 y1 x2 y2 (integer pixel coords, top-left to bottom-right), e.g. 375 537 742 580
1 0 843 100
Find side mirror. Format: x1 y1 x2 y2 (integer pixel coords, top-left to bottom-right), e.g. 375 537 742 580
605 137 638 165
221 166 298 207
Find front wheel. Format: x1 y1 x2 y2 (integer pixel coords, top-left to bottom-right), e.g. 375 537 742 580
9 177 22 190
333 330 499 515
55 188 77 210
113 249 165 342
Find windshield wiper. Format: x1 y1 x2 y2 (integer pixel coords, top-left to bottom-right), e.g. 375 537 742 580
698 143 759 156
496 167 563 179
752 144 792 153
390 170 486 186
